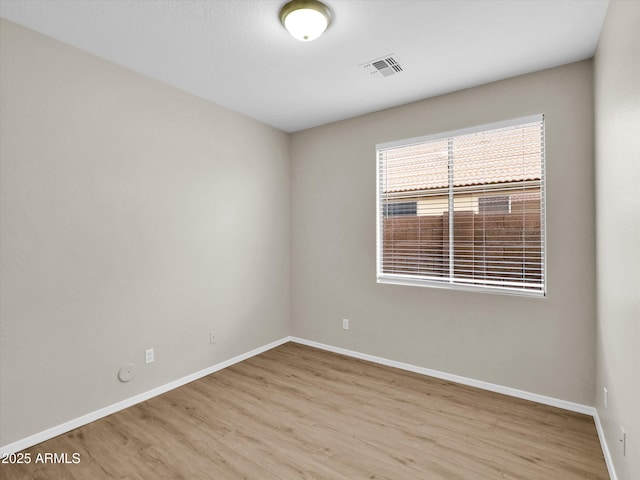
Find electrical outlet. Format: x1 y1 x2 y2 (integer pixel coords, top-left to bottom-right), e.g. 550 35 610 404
342 318 349 330
210 332 217 344
620 427 627 456
145 348 154 364
603 387 608 410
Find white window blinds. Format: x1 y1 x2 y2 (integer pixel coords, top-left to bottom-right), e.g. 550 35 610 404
376 115 545 296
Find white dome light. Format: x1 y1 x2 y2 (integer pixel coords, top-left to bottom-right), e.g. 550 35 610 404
280 0 332 42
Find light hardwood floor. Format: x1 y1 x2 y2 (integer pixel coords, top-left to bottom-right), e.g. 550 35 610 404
0 342 609 479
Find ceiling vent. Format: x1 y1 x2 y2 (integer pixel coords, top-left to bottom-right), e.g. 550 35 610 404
361 55 403 77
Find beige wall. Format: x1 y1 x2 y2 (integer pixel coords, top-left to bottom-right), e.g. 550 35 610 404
594 1 640 479
0 19 290 446
291 60 596 405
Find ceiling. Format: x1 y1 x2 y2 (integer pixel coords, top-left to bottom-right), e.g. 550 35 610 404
0 0 609 133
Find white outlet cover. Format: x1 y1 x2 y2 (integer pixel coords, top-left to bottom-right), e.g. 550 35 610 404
145 348 154 364
118 363 137 382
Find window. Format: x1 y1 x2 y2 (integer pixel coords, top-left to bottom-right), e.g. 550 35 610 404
479 195 511 214
384 202 417 217
376 115 545 296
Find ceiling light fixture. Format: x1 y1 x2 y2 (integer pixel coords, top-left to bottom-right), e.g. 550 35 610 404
279 0 332 42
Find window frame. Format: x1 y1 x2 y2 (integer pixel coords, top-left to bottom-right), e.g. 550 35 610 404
375 114 546 297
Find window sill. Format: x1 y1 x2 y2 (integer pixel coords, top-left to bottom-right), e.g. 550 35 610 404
377 274 546 298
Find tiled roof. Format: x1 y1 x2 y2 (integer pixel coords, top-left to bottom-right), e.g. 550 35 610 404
381 123 542 193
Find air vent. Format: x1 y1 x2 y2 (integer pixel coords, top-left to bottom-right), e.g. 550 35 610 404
361 54 404 77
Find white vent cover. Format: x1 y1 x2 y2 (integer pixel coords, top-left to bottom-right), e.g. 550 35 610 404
360 54 404 77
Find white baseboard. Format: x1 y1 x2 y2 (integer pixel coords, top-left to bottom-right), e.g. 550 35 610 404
291 337 618 479
2 335 617 480
0 336 290 456
593 409 618 480
290 337 595 415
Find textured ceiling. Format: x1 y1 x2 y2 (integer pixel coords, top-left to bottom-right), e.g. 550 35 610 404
0 0 609 132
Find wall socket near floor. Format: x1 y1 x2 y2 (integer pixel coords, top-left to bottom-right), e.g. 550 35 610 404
603 387 608 410
620 427 627 456
210 331 217 344
145 348 154 364
342 318 349 330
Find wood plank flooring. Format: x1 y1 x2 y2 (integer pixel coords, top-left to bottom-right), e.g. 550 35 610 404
0 342 609 479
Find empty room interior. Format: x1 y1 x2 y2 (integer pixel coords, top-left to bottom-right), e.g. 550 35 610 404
0 1 638 479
